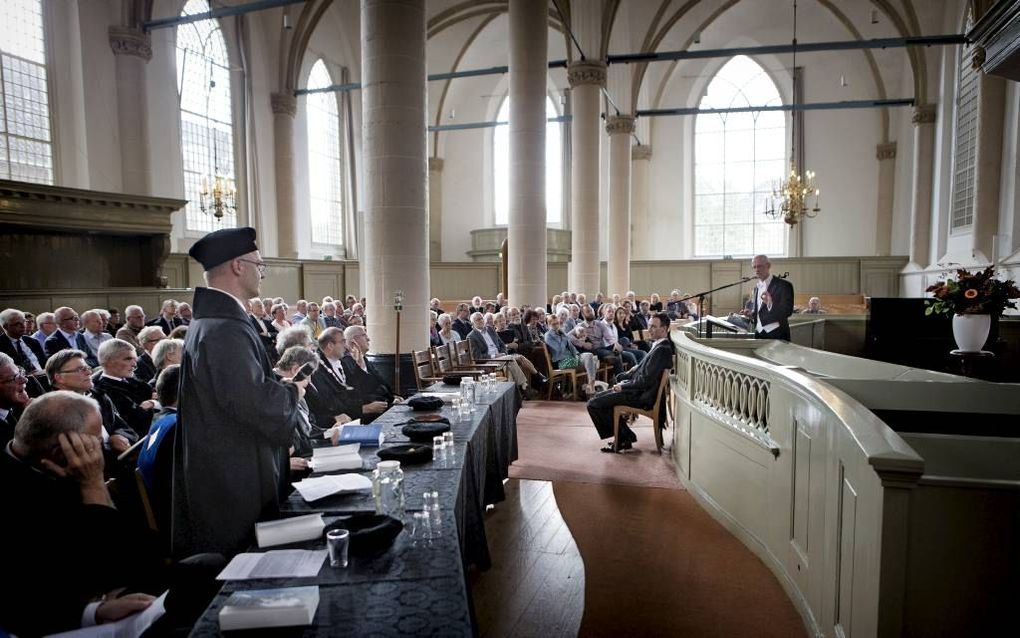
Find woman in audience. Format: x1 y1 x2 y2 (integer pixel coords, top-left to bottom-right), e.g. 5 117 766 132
168 325 188 340
429 310 443 346
612 306 648 360
150 338 184 389
437 312 461 345
270 303 291 333
557 306 575 333
598 304 639 370
545 315 598 397
650 292 663 312
494 312 516 347
274 345 322 476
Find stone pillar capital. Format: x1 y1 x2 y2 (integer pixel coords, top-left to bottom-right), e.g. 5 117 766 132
606 115 635 135
567 60 607 88
911 104 936 125
632 145 652 161
108 26 152 61
428 157 444 172
876 142 897 161
271 92 297 117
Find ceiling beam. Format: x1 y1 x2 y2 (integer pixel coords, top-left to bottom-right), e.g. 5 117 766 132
638 98 914 118
144 0 307 31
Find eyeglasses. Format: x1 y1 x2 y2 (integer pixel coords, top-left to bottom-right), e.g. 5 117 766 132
59 316 80 323
0 367 27 384
237 258 268 274
57 365 91 375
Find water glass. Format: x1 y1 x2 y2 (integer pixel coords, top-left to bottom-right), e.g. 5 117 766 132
433 436 446 463
442 431 454 446
451 396 462 417
423 490 442 538
410 511 429 547
326 528 350 568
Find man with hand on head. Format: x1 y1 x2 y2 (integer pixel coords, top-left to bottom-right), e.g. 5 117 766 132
173 227 306 559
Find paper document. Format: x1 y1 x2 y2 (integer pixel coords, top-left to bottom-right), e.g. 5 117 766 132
47 591 168 638
323 420 360 440
413 392 457 401
217 550 328 580
292 473 373 502
308 443 362 472
255 513 325 548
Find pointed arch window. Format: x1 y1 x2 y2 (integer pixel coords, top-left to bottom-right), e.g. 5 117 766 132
695 55 785 257
176 0 236 232
949 10 977 231
306 59 344 246
493 96 562 225
0 0 52 183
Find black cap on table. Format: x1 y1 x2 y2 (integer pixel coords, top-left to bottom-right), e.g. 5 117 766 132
188 227 258 271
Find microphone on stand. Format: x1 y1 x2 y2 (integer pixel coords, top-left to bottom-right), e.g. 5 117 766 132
776 272 790 279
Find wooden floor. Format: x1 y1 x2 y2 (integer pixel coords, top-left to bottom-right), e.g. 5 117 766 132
468 479 585 638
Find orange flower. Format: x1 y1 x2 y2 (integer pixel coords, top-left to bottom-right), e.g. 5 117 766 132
964 288 979 299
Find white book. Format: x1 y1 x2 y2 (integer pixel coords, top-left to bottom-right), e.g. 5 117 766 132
218 586 319 631
307 443 362 472
323 419 360 440
217 549 328 580
291 473 373 502
254 513 325 548
413 391 457 401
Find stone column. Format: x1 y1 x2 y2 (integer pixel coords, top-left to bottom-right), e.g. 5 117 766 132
361 0 429 359
874 142 897 256
507 0 547 308
606 115 635 296
908 104 936 269
428 157 443 261
567 60 606 296
271 93 299 258
971 50 1005 262
108 27 152 195
631 144 652 260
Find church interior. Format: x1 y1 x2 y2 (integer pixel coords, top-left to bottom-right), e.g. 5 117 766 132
1 0 1018 635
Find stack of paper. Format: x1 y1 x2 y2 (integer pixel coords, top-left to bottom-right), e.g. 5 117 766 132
292 473 373 502
255 513 325 548
413 391 458 401
217 550 328 580
218 586 320 630
323 419 360 440
308 443 362 472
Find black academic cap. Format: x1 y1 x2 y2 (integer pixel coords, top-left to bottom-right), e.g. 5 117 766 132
188 227 258 271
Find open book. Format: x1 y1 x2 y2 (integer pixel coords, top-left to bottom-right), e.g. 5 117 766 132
255 513 325 548
218 586 319 631
292 473 373 502
308 443 362 472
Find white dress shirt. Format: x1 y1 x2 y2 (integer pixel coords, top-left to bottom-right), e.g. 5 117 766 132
755 276 780 334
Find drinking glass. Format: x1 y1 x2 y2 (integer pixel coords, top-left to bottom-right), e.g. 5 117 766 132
326 528 350 568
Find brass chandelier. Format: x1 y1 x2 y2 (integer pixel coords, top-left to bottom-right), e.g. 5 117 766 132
198 70 236 220
764 0 821 226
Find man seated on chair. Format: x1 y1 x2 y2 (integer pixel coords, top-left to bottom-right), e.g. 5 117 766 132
466 312 538 394
341 325 400 422
586 312 674 453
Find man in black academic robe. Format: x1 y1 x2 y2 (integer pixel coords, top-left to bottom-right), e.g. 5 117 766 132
586 313 675 452
172 228 305 559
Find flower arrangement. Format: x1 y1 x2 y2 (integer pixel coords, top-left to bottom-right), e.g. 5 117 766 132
925 266 1020 317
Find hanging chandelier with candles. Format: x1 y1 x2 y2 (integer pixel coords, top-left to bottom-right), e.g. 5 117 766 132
198 72 237 220
764 0 821 226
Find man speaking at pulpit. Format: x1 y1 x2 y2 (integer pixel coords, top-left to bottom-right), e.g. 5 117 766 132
751 254 794 341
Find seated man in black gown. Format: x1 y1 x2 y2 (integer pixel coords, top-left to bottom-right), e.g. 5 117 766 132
92 338 156 437
341 325 400 422
586 312 674 453
308 327 383 425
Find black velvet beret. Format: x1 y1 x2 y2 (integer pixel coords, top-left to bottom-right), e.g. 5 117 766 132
406 395 445 411
188 226 258 270
325 514 403 556
377 443 434 465
402 421 451 442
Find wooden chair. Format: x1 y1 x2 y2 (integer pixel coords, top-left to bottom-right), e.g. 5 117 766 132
433 344 484 378
454 340 507 377
412 349 444 390
135 467 159 534
612 369 671 453
535 345 587 401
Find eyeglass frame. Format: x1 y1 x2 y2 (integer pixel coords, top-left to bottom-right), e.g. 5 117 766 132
56 365 92 376
0 367 28 384
237 258 268 274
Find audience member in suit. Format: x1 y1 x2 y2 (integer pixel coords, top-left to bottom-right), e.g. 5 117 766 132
0 353 30 448
465 312 534 391
80 309 113 364
587 313 675 452
291 299 308 325
148 299 182 335
32 310 58 346
274 346 340 481
0 391 157 635
469 296 486 315
429 311 443 347
1 307 50 396
92 338 156 437
300 302 326 340
590 292 605 313
45 349 138 478
451 303 473 339
322 302 344 329
105 308 123 336
306 327 372 427
46 307 99 368
177 302 193 325
148 338 184 389
123 305 147 341
342 325 399 421
137 364 181 547
750 254 795 341
134 326 166 385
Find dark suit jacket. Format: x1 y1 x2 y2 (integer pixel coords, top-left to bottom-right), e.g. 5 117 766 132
451 317 472 339
306 350 364 425
341 354 394 407
147 315 181 335
0 335 50 396
134 351 158 384
467 326 507 363
92 373 154 437
752 276 795 341
616 338 675 409
45 330 98 368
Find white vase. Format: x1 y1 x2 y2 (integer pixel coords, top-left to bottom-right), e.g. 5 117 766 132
952 314 991 352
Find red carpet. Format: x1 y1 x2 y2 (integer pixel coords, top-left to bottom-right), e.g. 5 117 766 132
509 400 681 490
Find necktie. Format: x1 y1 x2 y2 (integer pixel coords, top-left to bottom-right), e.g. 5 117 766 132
12 338 28 367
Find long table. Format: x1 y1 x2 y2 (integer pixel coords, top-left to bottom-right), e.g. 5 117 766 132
190 381 520 636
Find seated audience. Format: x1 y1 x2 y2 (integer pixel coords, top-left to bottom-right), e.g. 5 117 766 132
0 352 31 447
666 289 690 320
123 305 146 340
581 305 626 378
466 312 540 394
177 302 193 325
801 296 826 314
451 303 472 339
469 295 485 315
612 306 647 361
301 302 325 339
149 299 182 334
105 308 122 335
291 299 308 324
270 302 291 333
81 309 113 365
150 338 184 388
32 310 58 346
308 327 375 426
545 314 598 396
1 307 49 396
322 301 345 329
649 292 663 312
276 325 314 356
168 324 188 340
342 326 399 418
92 339 156 437
135 325 166 384
46 306 98 367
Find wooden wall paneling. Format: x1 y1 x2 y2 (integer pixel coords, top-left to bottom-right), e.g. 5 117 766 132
711 260 745 314
344 264 360 298
261 259 304 302
428 262 499 300
162 254 190 289
302 262 347 302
